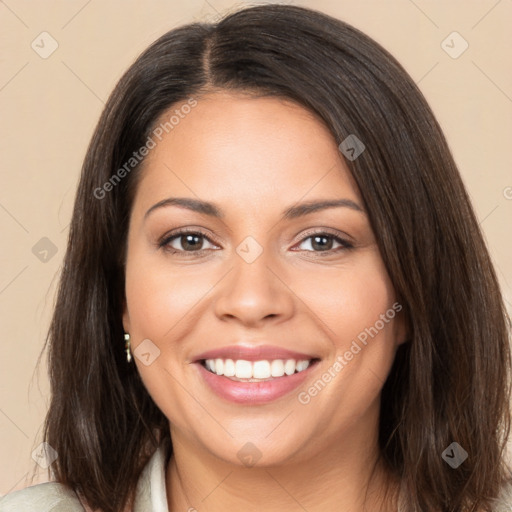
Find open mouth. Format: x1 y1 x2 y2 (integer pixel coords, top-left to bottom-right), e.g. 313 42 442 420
199 357 321 382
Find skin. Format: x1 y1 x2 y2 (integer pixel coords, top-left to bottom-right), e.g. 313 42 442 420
122 91 407 512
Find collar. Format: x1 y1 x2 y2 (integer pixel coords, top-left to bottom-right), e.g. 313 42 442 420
133 438 171 512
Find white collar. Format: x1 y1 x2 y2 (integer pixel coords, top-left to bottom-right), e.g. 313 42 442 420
133 439 170 512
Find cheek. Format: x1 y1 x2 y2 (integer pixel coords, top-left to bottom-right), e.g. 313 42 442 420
292 255 399 426
124 254 210 340
123 253 208 425
294 253 396 347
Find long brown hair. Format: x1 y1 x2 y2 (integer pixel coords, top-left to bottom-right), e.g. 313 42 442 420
40 4 511 511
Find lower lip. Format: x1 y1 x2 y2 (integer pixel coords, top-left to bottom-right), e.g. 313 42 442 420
194 360 320 404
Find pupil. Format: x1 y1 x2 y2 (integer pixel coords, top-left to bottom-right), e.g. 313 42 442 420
312 235 332 251
182 234 202 251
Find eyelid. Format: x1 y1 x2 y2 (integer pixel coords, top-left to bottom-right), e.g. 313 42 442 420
293 227 354 247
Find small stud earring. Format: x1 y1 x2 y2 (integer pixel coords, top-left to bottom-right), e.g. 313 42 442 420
124 333 132 363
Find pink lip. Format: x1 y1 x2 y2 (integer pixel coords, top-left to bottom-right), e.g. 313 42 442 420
192 344 319 363
194 359 320 404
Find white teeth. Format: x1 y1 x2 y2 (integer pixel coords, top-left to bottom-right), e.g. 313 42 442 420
223 358 235 377
270 359 284 377
203 358 313 379
284 359 296 376
253 360 271 379
235 360 253 379
296 360 309 372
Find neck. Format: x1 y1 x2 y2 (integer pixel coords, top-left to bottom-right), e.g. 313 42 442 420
165 408 400 512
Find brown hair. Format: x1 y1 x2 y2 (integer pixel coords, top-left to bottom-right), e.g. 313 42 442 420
40 4 511 511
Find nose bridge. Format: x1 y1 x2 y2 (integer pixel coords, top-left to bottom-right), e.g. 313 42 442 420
213 233 293 324
234 236 273 289
231 235 276 302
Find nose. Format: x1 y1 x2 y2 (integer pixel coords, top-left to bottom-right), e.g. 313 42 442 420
213 244 295 328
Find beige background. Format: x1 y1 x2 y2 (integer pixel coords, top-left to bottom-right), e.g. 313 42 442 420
1 0 511 495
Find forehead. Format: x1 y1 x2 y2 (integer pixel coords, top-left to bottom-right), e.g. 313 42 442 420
133 92 362 216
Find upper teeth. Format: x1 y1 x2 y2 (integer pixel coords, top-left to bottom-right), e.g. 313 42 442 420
204 358 312 379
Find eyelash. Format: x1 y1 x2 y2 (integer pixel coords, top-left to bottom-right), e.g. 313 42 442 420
158 228 354 257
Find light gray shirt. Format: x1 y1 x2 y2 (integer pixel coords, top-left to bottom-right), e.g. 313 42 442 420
0 443 169 512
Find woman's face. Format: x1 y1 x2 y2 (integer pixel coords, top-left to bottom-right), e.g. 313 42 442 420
123 91 405 467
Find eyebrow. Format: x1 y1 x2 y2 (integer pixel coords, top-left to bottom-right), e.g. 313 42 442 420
144 197 364 221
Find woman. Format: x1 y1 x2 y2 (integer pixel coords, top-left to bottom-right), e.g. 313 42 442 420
1 4 511 512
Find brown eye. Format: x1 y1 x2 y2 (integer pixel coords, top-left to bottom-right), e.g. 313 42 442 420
296 232 352 253
160 230 218 253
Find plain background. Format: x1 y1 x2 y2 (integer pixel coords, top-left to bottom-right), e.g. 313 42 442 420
1 0 511 495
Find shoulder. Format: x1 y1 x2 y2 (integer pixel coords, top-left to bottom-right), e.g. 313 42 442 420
0 439 171 512
0 482 85 512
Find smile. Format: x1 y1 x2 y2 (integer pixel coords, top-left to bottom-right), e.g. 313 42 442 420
195 358 321 404
202 358 316 381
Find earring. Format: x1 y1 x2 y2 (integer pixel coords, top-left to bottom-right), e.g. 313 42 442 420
124 333 132 363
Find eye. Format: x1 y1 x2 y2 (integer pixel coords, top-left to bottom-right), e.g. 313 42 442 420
294 231 353 254
159 229 218 254
158 228 353 257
